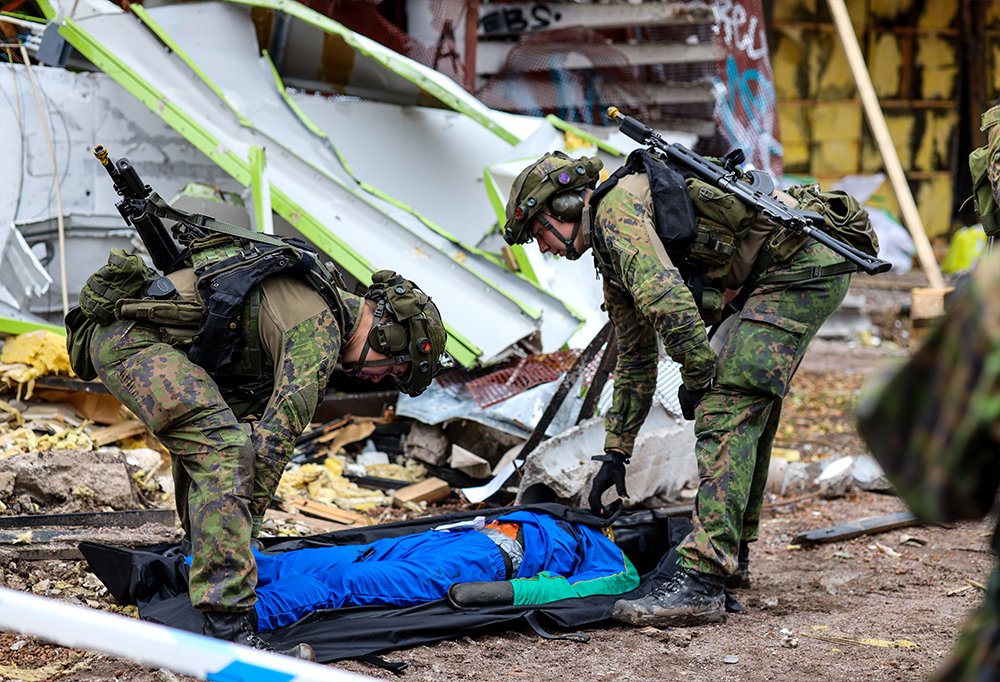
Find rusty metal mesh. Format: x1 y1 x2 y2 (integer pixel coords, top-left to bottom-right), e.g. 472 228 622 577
436 349 605 409
475 25 656 126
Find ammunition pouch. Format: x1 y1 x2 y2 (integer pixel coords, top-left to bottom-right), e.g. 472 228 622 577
115 298 203 347
64 306 99 381
78 249 160 325
686 178 758 279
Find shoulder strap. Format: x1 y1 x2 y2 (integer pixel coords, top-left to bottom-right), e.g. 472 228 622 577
588 151 646 214
144 193 288 248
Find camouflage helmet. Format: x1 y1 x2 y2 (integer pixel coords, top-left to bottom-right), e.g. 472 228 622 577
346 270 454 397
503 151 604 246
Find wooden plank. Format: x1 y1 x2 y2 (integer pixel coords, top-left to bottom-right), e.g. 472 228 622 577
911 287 954 323
279 497 367 526
89 420 148 447
826 0 944 289
393 477 451 506
792 511 919 546
0 509 175 530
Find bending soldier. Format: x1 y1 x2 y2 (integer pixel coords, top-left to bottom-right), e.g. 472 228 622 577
73 251 449 657
503 151 871 627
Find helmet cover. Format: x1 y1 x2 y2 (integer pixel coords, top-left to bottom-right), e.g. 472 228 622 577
503 152 603 246
363 270 452 397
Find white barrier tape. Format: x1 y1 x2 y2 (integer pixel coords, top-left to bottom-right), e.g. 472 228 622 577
0 586 372 682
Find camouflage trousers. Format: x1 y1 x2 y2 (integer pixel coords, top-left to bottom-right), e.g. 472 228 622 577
90 319 260 613
676 241 852 576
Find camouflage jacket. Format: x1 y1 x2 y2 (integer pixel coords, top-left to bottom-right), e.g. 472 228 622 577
168 268 363 466
590 172 717 454
855 253 1000 523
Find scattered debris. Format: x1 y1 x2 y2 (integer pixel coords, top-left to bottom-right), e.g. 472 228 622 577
872 542 903 558
792 511 919 545
274 497 368 527
0 330 75 400
639 626 671 643
779 628 799 648
898 534 928 546
797 631 919 649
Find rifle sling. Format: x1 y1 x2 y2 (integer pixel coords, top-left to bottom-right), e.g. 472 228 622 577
144 193 287 247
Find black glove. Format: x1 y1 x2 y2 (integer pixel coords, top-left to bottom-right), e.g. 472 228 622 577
677 383 711 421
588 450 629 517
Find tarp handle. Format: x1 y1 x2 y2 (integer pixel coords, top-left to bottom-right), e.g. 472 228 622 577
523 611 590 644
356 653 409 676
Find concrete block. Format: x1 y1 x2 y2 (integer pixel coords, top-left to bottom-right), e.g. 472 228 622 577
514 404 697 509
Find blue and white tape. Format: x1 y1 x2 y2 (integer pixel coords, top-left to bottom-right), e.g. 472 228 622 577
0 586 371 681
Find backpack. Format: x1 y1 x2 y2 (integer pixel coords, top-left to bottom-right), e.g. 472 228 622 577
591 152 875 326
68 201 349 380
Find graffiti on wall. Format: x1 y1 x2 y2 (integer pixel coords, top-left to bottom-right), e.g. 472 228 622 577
713 0 783 176
479 5 564 35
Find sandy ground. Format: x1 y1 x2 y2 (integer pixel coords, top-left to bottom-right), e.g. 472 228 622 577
1 274 995 682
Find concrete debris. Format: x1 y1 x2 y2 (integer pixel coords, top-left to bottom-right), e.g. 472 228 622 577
515 404 697 508
0 448 143 511
404 422 450 467
851 454 892 492
814 456 855 498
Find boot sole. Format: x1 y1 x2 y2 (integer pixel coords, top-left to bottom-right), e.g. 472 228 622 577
613 607 726 628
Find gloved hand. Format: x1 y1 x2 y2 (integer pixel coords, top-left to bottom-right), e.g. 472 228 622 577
588 449 630 517
677 383 711 421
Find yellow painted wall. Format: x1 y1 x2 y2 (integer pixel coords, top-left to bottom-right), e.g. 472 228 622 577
772 0 959 239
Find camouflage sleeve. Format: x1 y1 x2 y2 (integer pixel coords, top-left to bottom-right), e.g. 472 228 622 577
250 307 340 476
597 187 717 389
855 254 1000 523
987 102 1000 204
602 276 658 455
596 187 717 454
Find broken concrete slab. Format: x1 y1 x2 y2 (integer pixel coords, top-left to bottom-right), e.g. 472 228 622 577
403 422 450 467
0 448 141 511
514 404 697 509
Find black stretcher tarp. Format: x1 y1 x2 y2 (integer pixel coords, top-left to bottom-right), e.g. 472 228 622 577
80 503 691 664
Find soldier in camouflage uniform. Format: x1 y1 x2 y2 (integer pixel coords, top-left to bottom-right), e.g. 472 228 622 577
86 264 448 656
504 152 853 627
855 253 999 682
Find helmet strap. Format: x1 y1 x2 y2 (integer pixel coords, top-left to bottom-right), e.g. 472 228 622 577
344 297 399 376
537 213 584 261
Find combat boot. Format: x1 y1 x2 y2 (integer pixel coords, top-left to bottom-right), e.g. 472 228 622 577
612 568 725 627
724 541 751 589
201 610 316 661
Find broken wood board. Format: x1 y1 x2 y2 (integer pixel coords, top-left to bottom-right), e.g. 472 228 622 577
0 509 175 530
263 509 346 535
35 389 124 425
792 511 919 546
278 497 368 526
89 420 148 447
394 477 451 506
